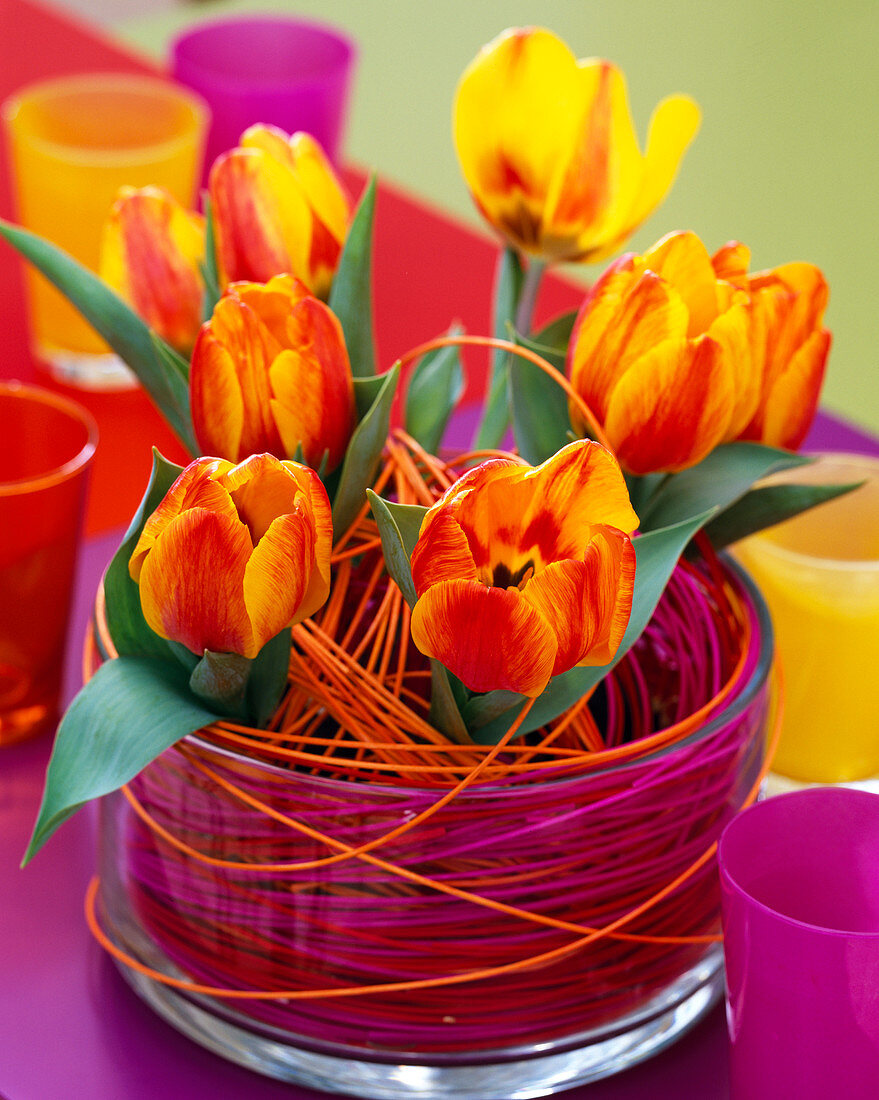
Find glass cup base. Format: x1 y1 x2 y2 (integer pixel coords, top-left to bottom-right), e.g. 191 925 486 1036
36 344 138 391
111 949 723 1098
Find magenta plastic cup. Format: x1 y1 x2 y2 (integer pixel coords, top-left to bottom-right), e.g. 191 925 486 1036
719 788 879 1099
170 15 356 173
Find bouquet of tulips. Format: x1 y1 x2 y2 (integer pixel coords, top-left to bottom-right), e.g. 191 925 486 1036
2 27 842 863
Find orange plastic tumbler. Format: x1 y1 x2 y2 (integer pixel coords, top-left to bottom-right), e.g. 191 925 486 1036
0 382 97 746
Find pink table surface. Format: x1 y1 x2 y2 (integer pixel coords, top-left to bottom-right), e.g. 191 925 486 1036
3 410 877 1100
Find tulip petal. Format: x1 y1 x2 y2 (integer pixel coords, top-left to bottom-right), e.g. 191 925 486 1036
269 298 354 470
243 510 314 650
288 132 349 242
222 453 302 542
519 441 639 554
545 61 639 258
410 580 557 696
284 462 333 620
454 28 583 255
194 294 285 461
605 335 733 474
617 93 701 243
100 186 205 351
568 261 689 422
210 148 313 285
522 529 635 674
642 231 719 337
138 508 254 656
751 328 831 450
232 275 309 349
190 329 247 460
129 459 235 580
711 241 751 289
708 298 761 441
411 510 478 595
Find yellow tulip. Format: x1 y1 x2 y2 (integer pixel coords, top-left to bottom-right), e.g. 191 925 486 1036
453 27 700 264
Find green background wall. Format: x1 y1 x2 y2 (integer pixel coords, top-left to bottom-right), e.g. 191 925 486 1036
123 0 878 432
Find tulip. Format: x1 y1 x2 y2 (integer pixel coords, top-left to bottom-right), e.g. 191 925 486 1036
190 274 355 472
129 454 332 659
566 231 760 475
99 186 205 353
209 125 349 298
567 232 830 474
409 440 638 697
710 243 831 451
453 27 700 264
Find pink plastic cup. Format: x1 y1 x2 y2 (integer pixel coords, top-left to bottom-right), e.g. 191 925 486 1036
719 788 879 1099
170 15 356 174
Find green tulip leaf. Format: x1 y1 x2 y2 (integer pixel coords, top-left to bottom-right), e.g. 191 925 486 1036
150 331 190 384
706 480 864 550
22 657 222 865
328 175 377 378
428 660 472 744
637 443 811 532
530 310 578 364
246 627 293 728
352 372 390 419
509 327 574 465
626 471 667 518
104 450 186 662
332 364 399 540
0 219 196 453
199 192 222 320
366 492 425 607
404 326 464 454
474 246 525 450
470 507 715 744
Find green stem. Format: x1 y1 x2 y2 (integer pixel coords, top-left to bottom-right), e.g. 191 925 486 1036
514 259 546 338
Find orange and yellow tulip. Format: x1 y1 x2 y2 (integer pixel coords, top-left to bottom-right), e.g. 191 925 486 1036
567 231 755 474
710 243 830 451
209 125 349 298
567 232 829 474
129 453 332 659
409 440 638 697
190 274 355 472
99 186 205 353
453 27 700 264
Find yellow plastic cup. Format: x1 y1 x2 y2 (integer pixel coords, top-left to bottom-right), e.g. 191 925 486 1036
2 73 208 389
733 453 879 783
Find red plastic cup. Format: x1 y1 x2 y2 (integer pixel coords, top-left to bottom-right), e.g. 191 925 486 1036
0 382 97 745
170 15 357 173
719 788 879 1099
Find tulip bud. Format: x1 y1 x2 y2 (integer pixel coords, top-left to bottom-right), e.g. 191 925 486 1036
190 274 356 473
129 454 333 659
210 125 349 298
99 186 205 353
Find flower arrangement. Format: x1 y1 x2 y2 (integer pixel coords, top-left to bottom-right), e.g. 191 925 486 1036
1 23 850 1086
